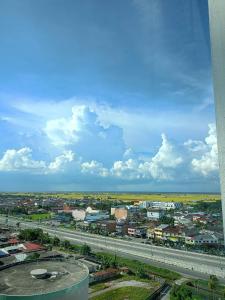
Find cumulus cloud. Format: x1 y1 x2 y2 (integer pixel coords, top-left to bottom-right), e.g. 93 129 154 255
0 123 219 185
45 105 90 146
44 104 125 164
111 134 183 180
0 148 75 174
0 148 46 172
81 161 109 177
140 134 183 180
190 123 218 176
48 150 75 173
111 159 140 179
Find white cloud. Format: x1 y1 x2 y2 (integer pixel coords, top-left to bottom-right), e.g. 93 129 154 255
44 105 90 146
48 150 75 173
0 148 46 172
81 161 109 177
0 148 76 174
111 159 140 179
190 124 218 176
140 134 183 180
0 122 219 185
111 134 183 181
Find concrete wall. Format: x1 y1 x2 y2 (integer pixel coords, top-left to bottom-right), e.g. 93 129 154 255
208 0 225 242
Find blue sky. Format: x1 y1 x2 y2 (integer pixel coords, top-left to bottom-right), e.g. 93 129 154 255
0 0 219 192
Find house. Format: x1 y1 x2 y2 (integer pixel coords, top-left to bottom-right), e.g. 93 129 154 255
23 242 45 252
96 220 116 234
113 207 128 220
89 268 119 283
116 221 128 235
163 226 185 242
154 224 170 240
112 205 139 221
185 234 219 245
147 209 165 221
127 226 146 238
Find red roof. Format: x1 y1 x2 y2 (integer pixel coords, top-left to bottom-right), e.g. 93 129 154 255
23 242 45 252
94 268 118 277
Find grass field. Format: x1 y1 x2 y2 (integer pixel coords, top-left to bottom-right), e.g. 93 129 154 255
96 252 180 281
90 274 159 293
24 213 52 220
92 287 151 300
2 192 221 204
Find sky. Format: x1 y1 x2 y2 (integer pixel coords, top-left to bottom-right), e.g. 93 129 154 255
0 0 220 192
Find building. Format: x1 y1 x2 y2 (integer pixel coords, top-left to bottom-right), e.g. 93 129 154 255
147 209 165 221
140 201 182 210
112 205 139 221
127 226 146 238
89 268 118 283
115 222 128 235
72 209 86 221
208 0 225 243
96 220 116 235
154 224 170 240
0 258 89 300
113 207 128 220
72 207 109 223
185 234 219 246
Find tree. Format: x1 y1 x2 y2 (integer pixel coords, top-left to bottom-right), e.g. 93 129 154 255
135 266 147 279
19 228 44 242
52 236 60 247
80 244 91 256
61 240 71 250
170 284 193 300
26 252 40 260
208 275 219 297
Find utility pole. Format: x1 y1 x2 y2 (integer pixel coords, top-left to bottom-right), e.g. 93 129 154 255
208 0 225 244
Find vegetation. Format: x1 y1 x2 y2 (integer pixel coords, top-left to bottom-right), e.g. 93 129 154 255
95 252 180 281
0 192 220 204
18 228 51 243
80 244 91 256
92 286 151 300
24 213 52 221
18 229 89 255
170 284 201 300
208 275 219 292
26 252 40 260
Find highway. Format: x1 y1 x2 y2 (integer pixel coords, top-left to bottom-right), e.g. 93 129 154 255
1 216 225 281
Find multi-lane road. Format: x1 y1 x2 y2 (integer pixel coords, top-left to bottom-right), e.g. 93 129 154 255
1 216 225 282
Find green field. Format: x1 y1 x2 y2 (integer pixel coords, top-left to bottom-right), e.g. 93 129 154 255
24 213 52 220
92 287 151 300
1 192 221 204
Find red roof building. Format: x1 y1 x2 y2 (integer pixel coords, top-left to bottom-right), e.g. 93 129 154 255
23 242 45 252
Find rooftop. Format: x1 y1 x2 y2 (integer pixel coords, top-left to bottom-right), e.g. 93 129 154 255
0 259 88 296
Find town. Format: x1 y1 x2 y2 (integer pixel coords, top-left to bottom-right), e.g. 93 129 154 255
0 192 224 300
0 193 223 255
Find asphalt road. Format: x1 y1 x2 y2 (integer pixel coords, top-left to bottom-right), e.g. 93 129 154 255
1 216 225 282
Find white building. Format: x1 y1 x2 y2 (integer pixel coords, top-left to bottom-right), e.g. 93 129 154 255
185 234 219 245
72 209 86 221
140 201 181 210
147 209 165 220
72 207 109 222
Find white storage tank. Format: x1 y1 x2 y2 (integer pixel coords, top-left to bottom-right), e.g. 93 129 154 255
0 258 89 300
